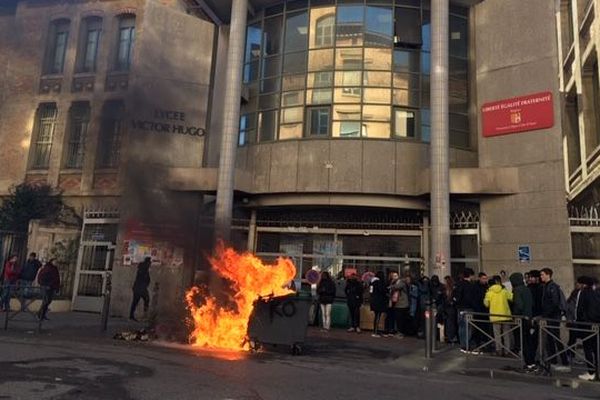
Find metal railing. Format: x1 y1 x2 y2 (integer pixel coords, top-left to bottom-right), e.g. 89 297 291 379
1 284 45 332
460 311 600 380
465 311 525 360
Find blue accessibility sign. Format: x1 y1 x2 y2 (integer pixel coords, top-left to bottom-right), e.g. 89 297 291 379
518 245 531 263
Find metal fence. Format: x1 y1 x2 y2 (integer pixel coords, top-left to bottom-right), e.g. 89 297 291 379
462 311 600 379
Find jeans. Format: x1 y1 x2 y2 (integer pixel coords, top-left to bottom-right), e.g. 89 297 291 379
373 311 384 335
1 283 13 311
582 332 599 374
320 303 332 330
347 303 361 329
458 309 474 350
444 305 458 342
492 322 513 353
545 320 569 366
129 289 150 319
38 287 55 319
384 307 396 334
522 320 537 366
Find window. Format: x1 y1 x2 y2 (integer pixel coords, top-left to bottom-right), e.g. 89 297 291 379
263 16 283 56
244 24 262 82
239 113 257 146
284 11 308 53
306 107 330 136
259 110 278 142
97 100 124 168
65 102 90 168
45 19 70 74
77 17 102 72
31 104 58 169
450 15 468 58
394 7 422 48
116 15 135 71
315 15 334 47
365 6 393 47
336 5 364 47
339 121 362 137
394 108 417 138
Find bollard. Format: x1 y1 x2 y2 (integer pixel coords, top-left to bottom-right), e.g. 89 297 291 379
425 301 433 359
100 271 112 332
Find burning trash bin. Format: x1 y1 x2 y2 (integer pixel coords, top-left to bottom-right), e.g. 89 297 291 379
247 294 311 355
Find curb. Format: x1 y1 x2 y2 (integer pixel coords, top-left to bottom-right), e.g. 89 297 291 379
464 367 600 394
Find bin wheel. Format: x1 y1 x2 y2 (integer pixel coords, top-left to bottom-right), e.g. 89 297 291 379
291 343 303 356
249 339 261 353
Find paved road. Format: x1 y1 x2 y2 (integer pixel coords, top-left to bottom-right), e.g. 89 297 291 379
1 325 598 400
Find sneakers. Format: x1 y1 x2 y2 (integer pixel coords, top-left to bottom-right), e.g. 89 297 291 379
395 333 405 339
347 327 355 332
578 372 596 381
552 365 572 373
355 328 361 333
371 333 381 338
524 364 539 373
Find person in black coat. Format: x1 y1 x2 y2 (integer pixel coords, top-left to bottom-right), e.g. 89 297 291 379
453 268 479 352
345 273 364 333
540 268 570 370
129 257 151 321
37 258 60 321
317 271 336 331
369 271 388 337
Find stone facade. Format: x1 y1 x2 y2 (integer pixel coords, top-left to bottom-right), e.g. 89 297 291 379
475 0 574 288
0 0 215 317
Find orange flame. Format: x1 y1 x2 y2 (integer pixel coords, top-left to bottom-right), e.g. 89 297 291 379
185 244 296 351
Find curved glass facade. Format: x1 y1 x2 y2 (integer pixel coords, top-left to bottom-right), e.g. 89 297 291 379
239 0 469 148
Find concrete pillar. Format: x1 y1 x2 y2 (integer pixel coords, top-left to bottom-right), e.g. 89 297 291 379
214 0 247 242
430 0 450 278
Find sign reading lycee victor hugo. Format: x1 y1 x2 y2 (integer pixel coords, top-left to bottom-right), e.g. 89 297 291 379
481 92 554 138
131 109 206 137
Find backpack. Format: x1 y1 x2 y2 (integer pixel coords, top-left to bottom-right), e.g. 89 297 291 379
586 289 600 323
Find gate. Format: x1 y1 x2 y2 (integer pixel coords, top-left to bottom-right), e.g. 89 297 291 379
72 210 119 312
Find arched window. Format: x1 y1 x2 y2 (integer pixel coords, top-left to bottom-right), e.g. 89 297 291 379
115 15 135 71
315 15 334 48
44 19 70 74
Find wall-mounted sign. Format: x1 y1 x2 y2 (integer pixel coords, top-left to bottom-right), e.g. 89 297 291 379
518 244 531 263
131 108 206 137
481 92 554 137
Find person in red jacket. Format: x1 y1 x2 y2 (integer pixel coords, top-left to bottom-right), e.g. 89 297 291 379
37 258 60 320
1 255 20 311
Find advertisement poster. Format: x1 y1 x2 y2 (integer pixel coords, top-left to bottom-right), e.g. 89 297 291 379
122 220 184 269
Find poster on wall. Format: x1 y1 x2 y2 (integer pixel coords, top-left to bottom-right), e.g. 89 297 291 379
481 92 554 137
313 240 343 276
122 220 184 269
280 242 303 291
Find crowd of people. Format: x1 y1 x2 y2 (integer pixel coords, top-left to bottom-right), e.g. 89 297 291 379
315 267 600 381
0 252 61 320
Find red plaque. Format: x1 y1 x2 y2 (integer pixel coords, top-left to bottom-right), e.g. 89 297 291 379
481 92 554 137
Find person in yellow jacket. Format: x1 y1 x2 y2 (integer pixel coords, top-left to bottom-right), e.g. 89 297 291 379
483 275 514 356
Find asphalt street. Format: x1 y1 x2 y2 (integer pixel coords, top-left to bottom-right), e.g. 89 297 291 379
1 319 599 400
